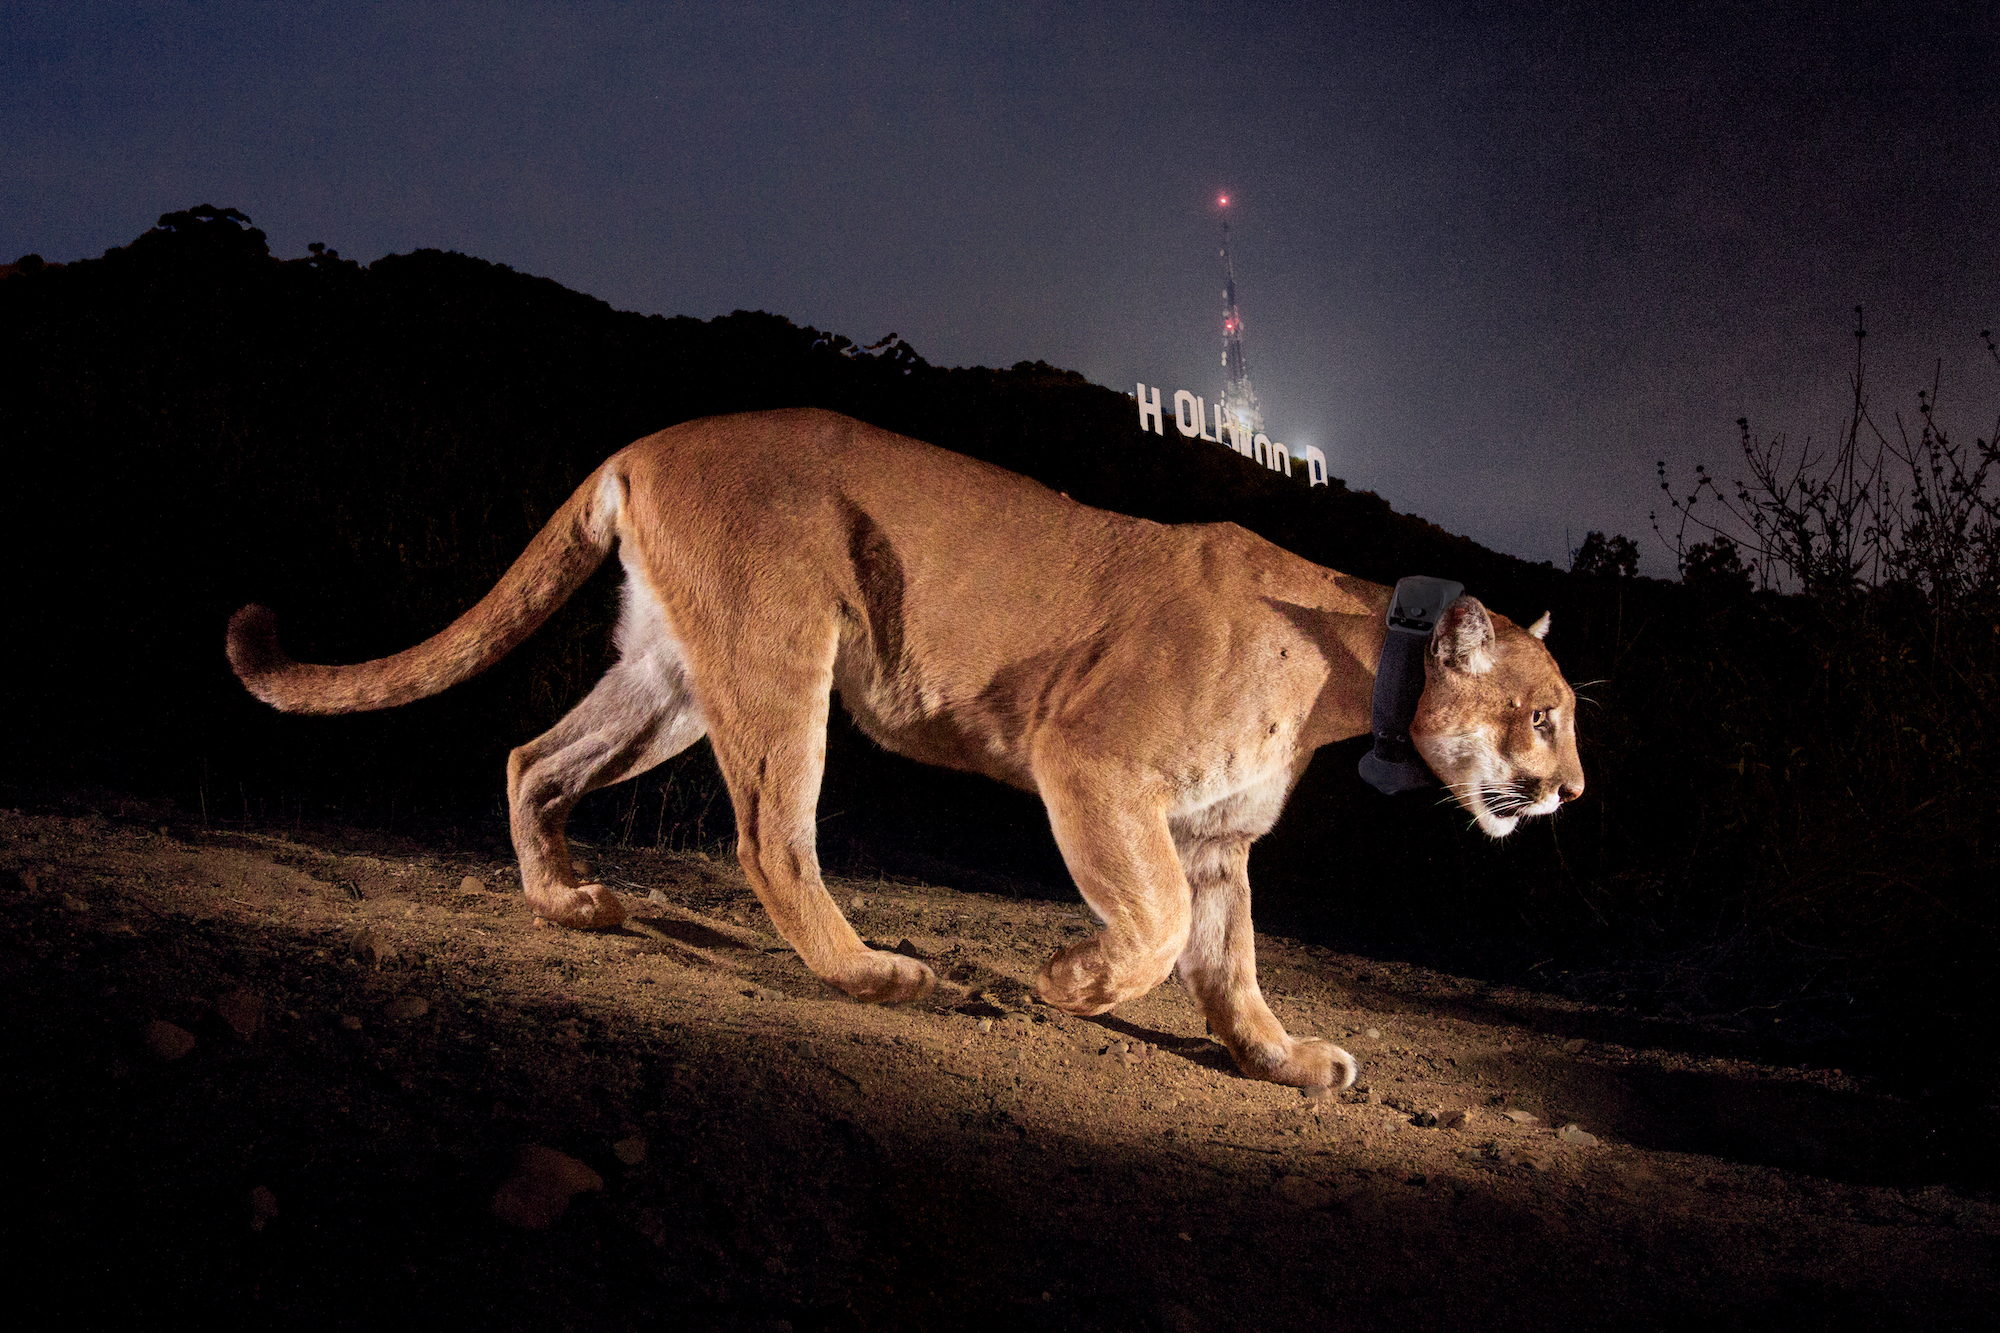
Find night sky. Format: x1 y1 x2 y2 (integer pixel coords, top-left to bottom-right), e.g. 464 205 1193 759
7 1 1996 573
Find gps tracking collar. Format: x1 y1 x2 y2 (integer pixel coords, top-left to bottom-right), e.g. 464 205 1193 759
1357 575 1464 795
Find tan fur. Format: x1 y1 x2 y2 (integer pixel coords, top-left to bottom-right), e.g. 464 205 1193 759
227 409 1583 1088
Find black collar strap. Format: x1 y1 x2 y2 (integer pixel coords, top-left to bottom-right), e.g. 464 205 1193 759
1357 575 1464 795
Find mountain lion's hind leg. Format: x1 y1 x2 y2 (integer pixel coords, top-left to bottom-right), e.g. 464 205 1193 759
1175 834 1357 1089
700 629 935 1005
507 650 705 929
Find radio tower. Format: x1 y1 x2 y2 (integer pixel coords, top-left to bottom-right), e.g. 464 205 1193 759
1217 194 1264 439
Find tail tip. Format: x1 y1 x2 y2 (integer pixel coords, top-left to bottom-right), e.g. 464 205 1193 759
226 604 292 704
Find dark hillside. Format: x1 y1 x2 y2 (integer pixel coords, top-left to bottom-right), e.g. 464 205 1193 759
5 207 1994 1090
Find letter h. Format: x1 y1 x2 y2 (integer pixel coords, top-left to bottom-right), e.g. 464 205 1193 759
1135 383 1164 435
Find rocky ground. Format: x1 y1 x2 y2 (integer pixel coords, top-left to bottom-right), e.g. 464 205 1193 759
4 800 1996 1331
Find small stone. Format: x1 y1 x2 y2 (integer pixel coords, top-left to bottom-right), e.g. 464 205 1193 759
1503 1110 1539 1126
1364 1028 1382 1040
382 995 430 1021
1442 1108 1472 1131
1561 1037 1588 1054
976 1018 992 1033
216 989 264 1040
850 895 868 909
60 894 90 913
612 1135 647 1166
351 930 398 969
491 1144 604 1229
249 1185 279 1232
144 1020 196 1061
1301 1085 1336 1103
1412 1109 1439 1128
459 876 486 894
1558 1123 1599 1147
339 1014 364 1031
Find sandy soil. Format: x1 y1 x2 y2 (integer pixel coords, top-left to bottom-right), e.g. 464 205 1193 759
4 801 1995 1331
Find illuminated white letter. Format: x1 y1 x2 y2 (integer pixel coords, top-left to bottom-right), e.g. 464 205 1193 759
1211 401 1235 449
1135 383 1163 435
1302 445 1328 487
1253 433 1273 467
1173 390 1201 438
1197 397 1219 443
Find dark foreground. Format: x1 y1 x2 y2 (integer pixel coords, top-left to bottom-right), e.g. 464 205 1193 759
4 803 1995 1331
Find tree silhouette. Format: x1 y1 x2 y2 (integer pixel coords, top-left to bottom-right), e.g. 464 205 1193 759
1569 529 1639 579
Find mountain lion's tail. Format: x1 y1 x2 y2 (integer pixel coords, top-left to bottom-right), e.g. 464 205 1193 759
227 466 626 714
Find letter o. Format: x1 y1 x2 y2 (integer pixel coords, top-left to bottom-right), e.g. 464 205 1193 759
1172 390 1201 438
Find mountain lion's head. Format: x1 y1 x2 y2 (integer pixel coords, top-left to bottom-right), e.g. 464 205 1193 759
1411 596 1584 838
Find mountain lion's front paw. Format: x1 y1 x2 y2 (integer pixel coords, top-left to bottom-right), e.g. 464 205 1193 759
1234 1035 1358 1090
826 948 936 1004
532 883 628 931
1033 939 1121 1016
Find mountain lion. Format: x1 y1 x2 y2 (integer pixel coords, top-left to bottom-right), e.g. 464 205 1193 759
228 409 1583 1088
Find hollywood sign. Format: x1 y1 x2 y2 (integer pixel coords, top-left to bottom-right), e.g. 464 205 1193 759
1134 382 1329 487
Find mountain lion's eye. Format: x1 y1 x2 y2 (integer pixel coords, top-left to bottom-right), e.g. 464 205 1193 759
1531 708 1549 729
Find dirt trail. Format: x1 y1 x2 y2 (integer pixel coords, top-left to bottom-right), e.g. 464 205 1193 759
4 804 1995 1330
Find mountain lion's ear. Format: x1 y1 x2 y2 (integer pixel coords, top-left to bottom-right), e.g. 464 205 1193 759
1432 596 1496 675
1528 611 1551 641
